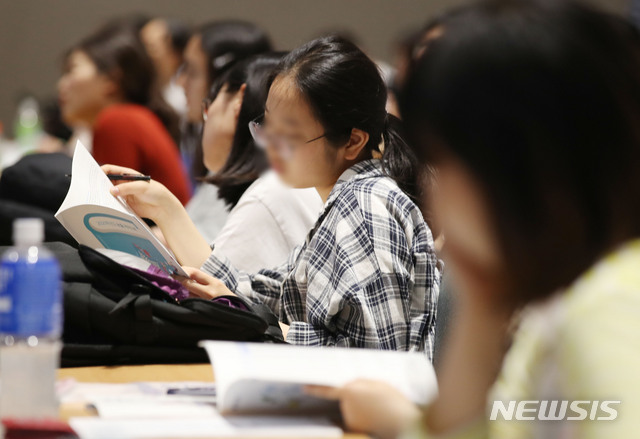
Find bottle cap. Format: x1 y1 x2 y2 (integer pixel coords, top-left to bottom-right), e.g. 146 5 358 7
13 218 44 246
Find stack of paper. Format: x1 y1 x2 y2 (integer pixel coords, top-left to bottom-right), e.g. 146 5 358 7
60 380 342 438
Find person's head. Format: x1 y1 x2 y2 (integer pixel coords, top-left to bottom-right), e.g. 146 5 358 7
58 21 179 141
257 36 419 201
178 20 271 123
203 53 284 207
400 0 640 307
140 18 191 87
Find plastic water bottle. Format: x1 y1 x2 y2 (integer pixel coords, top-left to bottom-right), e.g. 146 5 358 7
14 96 43 151
0 218 62 421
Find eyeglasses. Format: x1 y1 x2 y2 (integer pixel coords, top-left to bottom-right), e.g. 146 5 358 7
201 98 212 122
248 114 326 159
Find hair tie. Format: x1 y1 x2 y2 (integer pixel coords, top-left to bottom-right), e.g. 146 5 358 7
212 53 235 71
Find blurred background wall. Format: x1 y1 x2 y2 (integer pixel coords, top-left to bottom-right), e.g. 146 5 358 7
0 0 629 133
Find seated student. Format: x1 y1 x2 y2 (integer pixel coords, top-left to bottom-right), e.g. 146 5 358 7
124 53 322 272
179 20 272 242
140 17 191 118
58 22 191 205
103 36 440 354
200 53 323 271
307 1 640 438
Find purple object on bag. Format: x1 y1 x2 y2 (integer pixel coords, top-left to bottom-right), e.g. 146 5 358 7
211 296 249 310
130 265 190 301
130 265 249 310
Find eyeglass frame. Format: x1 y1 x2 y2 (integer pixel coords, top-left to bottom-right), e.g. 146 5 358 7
248 113 327 157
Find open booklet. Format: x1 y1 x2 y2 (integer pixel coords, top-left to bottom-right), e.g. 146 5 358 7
55 141 187 277
201 341 438 415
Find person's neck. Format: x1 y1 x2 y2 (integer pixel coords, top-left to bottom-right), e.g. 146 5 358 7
158 72 172 89
315 159 362 203
87 98 123 127
315 184 334 203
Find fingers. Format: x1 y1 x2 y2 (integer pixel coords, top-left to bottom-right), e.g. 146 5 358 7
182 279 217 299
180 267 233 299
101 164 143 177
304 385 342 400
182 267 212 285
110 181 152 197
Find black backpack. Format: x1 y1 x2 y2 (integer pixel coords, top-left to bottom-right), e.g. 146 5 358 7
0 153 75 246
4 242 284 367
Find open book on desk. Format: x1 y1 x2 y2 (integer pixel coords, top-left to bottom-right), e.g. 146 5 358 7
201 341 438 415
55 141 187 277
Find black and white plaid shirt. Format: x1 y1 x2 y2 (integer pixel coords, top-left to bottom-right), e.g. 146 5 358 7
202 159 441 357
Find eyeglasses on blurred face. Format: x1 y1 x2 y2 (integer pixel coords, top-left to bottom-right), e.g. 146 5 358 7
248 113 326 159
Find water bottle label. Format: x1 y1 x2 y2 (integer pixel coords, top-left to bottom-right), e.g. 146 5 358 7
0 257 62 337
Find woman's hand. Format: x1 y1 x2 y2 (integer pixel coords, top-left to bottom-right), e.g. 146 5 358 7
181 267 235 299
279 322 290 341
102 164 212 268
102 164 180 226
305 380 421 439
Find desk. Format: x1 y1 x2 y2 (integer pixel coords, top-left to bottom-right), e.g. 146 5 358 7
57 364 369 439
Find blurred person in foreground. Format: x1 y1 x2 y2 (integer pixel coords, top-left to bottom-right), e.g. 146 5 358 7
307 1 640 438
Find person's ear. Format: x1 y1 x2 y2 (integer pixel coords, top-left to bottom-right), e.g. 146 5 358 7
232 84 247 120
343 128 370 160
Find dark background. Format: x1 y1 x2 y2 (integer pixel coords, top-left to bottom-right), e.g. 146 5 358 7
0 0 629 133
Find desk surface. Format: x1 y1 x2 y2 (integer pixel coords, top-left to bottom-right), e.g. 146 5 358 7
58 364 368 439
58 363 215 383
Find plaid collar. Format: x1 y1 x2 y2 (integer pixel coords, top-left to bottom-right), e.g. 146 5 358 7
325 159 384 208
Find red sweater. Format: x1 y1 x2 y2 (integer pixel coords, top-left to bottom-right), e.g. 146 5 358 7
92 104 191 205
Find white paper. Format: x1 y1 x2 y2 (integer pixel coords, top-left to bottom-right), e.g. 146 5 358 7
55 141 187 277
69 416 342 438
93 398 218 419
200 341 438 414
59 381 216 405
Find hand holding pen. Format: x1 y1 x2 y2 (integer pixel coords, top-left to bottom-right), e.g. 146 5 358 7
66 173 151 182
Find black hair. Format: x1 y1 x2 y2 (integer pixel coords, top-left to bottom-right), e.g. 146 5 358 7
71 21 180 144
166 19 191 56
188 20 272 179
41 99 72 142
205 52 286 207
198 20 272 88
269 36 421 202
400 0 640 303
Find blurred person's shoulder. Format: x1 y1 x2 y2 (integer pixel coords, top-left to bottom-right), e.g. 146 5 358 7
500 238 640 403
95 104 162 132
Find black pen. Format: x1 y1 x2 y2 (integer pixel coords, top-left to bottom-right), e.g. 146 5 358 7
65 173 151 182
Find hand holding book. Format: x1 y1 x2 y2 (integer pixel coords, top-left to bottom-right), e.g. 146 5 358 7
102 164 182 228
100 163 212 269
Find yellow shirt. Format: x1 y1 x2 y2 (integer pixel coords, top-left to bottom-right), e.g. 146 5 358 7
406 239 640 439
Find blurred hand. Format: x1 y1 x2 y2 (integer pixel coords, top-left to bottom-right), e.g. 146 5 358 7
279 322 289 340
102 164 180 225
305 380 421 439
181 267 235 299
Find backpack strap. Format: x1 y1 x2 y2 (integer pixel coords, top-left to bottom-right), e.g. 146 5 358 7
109 285 157 344
248 303 286 343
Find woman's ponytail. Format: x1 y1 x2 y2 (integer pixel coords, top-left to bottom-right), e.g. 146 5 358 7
381 113 420 203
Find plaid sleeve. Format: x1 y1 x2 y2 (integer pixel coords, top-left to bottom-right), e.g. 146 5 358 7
201 246 302 315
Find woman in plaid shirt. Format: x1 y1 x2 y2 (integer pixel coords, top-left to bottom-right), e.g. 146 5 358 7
106 36 440 356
